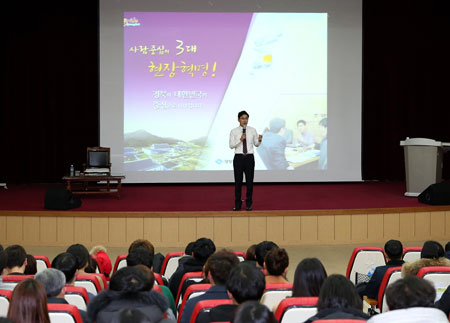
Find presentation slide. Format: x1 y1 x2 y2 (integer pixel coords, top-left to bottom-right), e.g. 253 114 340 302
123 12 327 172
100 0 362 183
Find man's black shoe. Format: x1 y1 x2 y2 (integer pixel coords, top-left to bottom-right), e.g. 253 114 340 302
246 202 252 211
233 200 243 211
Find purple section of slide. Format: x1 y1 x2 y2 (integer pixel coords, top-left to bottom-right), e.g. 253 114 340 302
124 12 253 140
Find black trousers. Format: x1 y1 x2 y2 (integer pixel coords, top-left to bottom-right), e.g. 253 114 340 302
233 154 255 205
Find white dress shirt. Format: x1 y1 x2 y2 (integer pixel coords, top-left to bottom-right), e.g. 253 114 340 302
229 125 261 154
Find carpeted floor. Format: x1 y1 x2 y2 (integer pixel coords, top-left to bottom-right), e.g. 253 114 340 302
0 181 424 212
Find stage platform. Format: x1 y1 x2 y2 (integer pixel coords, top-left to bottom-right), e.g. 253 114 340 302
1 181 449 248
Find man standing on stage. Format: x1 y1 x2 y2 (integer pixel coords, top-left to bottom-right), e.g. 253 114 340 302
229 111 262 211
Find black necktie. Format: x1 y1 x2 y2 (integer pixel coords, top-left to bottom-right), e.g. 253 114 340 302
243 137 247 154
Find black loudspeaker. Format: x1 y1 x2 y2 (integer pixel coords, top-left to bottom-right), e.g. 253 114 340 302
44 187 82 210
418 183 450 205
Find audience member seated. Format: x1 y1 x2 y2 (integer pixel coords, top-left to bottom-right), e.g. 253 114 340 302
52 252 95 301
243 244 257 266
180 249 239 323
292 257 327 297
196 263 266 323
127 248 176 316
0 251 8 289
255 241 278 268
111 307 153 323
367 275 448 322
24 254 37 275
264 248 289 284
402 240 450 276
67 244 92 275
232 301 276 323
85 255 99 274
129 239 165 274
358 239 404 299
445 241 450 260
90 245 112 277
436 284 450 317
7 278 50 323
35 268 89 322
87 266 175 323
136 264 176 316
4 244 27 275
304 274 370 322
169 238 216 298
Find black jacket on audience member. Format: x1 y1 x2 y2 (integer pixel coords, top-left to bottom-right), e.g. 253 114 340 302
304 307 370 323
436 285 450 317
363 259 405 299
169 256 205 298
87 289 174 323
196 304 238 323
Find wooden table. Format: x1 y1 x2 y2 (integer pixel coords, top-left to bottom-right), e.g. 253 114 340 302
62 174 125 199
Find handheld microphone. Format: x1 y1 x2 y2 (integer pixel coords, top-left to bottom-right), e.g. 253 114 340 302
243 125 246 134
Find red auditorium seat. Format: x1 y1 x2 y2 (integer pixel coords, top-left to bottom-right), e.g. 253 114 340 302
176 271 204 307
34 255 51 273
417 266 450 301
1 275 34 289
346 247 386 284
75 274 103 295
190 299 233 323
274 296 318 323
402 246 422 263
153 284 163 294
112 254 128 273
232 251 246 262
161 251 184 280
377 266 402 313
64 285 90 311
178 283 212 323
0 289 12 317
260 282 293 310
48 303 83 323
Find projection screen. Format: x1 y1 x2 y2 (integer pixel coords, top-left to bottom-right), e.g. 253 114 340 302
100 0 362 183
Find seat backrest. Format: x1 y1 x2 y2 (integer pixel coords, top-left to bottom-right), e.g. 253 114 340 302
153 284 163 294
346 247 386 284
64 286 90 311
161 251 184 280
48 303 83 323
233 251 246 262
260 283 293 310
1 275 35 289
113 254 128 273
377 266 402 313
402 247 422 263
178 284 212 323
176 272 204 307
0 289 12 317
153 272 165 285
417 266 450 301
34 255 51 273
274 297 318 323
190 299 233 323
75 274 102 295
